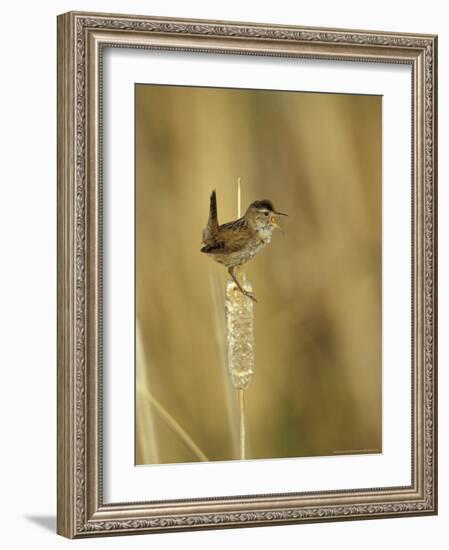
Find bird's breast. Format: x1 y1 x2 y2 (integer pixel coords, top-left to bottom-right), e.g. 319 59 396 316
247 232 271 255
255 227 273 245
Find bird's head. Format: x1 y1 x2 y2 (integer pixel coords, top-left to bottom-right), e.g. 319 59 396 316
246 199 288 232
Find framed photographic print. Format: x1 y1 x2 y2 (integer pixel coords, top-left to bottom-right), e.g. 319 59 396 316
57 11 438 538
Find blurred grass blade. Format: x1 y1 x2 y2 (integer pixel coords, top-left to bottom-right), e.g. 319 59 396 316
136 321 159 464
137 386 209 462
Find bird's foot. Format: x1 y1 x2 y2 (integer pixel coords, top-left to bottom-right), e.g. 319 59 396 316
228 267 257 302
246 291 257 303
238 287 257 303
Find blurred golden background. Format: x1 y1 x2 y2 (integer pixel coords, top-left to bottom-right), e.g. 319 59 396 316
135 84 382 465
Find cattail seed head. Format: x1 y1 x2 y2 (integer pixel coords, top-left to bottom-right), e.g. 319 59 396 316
225 276 255 390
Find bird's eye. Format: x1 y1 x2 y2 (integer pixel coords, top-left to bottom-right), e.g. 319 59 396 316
264 211 269 216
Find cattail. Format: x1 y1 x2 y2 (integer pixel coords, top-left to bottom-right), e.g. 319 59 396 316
225 178 255 459
225 275 255 389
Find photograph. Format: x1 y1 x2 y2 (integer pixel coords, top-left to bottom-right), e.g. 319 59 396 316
56 11 437 537
135 84 382 465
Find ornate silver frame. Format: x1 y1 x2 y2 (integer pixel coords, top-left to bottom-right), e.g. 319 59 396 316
57 11 438 538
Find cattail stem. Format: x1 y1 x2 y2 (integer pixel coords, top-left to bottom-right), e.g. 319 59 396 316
237 177 242 218
224 177 254 460
239 389 246 460
237 177 246 461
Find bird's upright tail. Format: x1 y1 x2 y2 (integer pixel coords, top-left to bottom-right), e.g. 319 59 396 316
209 190 217 225
202 190 219 244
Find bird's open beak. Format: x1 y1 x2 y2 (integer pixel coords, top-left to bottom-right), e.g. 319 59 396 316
270 214 286 233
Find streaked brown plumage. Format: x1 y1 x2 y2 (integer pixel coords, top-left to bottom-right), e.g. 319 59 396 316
201 190 287 301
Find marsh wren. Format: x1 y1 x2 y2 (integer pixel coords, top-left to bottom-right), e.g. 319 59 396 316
201 190 287 301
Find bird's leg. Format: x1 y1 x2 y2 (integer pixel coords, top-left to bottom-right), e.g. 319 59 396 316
228 266 257 302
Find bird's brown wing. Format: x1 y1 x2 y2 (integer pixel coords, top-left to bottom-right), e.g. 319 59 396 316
200 226 252 254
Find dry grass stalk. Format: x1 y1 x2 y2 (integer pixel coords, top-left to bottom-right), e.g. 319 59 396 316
136 321 160 464
137 386 209 462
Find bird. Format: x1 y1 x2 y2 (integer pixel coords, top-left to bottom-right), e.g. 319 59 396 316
201 190 287 301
